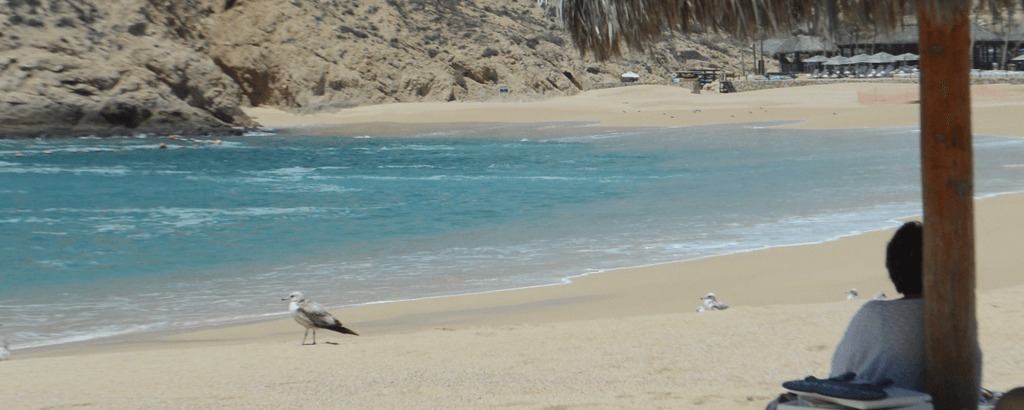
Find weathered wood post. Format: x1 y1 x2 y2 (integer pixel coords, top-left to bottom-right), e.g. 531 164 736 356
918 4 979 410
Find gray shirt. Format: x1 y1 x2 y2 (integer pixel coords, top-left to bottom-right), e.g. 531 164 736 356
830 299 927 391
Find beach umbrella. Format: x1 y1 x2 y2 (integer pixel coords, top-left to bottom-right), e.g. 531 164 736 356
802 55 828 63
846 54 870 64
1012 54 1024 61
540 1 996 409
871 52 899 64
823 55 848 65
897 53 921 61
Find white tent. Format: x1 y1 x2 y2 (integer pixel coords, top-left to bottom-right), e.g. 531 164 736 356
621 71 640 78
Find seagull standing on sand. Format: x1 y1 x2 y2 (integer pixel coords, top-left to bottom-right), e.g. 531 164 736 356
0 325 10 361
699 293 730 311
283 292 359 345
846 289 861 300
873 291 888 300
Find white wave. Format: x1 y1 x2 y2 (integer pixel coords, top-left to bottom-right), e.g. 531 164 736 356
378 165 437 169
272 184 359 193
379 145 455 151
0 165 132 175
261 166 317 175
0 217 61 224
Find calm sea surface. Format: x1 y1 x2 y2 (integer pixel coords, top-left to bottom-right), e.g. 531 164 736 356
2 122 1024 349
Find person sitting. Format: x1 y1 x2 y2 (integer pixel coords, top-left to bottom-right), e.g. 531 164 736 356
830 221 981 391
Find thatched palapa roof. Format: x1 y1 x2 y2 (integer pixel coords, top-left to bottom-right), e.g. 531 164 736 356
541 0 1017 61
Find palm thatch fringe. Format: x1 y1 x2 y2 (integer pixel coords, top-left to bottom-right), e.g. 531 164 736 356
540 0 1019 61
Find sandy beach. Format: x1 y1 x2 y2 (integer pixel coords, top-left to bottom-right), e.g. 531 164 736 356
4 83 1024 409
246 82 1024 137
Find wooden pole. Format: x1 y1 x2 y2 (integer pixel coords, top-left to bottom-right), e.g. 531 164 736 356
918 5 979 410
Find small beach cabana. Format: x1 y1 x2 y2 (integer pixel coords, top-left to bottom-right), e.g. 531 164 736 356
542 0 998 409
762 35 837 73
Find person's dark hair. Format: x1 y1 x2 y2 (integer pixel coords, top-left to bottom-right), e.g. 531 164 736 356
886 221 923 295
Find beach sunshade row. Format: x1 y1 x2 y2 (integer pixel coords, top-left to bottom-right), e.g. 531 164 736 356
815 52 915 65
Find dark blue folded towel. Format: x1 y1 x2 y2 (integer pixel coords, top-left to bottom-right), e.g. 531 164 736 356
782 372 889 401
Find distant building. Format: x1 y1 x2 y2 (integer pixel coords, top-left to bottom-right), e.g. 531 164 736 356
764 19 1024 72
761 35 837 73
834 19 1021 70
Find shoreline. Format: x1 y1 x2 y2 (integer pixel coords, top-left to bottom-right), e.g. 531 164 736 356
4 82 1024 409
10 82 1024 357
14 189 1024 359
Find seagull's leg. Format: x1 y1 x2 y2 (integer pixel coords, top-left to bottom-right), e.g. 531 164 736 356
301 329 309 345
311 329 317 345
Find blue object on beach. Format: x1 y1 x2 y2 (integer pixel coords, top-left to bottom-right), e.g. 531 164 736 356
783 372 889 401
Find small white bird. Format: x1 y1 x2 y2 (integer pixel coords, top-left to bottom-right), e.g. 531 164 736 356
0 324 10 361
874 291 888 300
283 292 359 345
846 289 861 300
700 293 730 310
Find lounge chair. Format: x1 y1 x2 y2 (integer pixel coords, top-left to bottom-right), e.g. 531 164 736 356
807 68 820 78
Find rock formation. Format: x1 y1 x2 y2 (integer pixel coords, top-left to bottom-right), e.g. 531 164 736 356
1 0 761 137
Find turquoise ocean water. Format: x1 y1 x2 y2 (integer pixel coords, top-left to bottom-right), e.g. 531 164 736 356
2 122 1024 350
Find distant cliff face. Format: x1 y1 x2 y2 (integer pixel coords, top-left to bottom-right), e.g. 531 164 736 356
1 0 752 136
0 0 255 136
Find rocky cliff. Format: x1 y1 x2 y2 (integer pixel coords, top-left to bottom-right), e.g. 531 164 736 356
1 0 755 137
